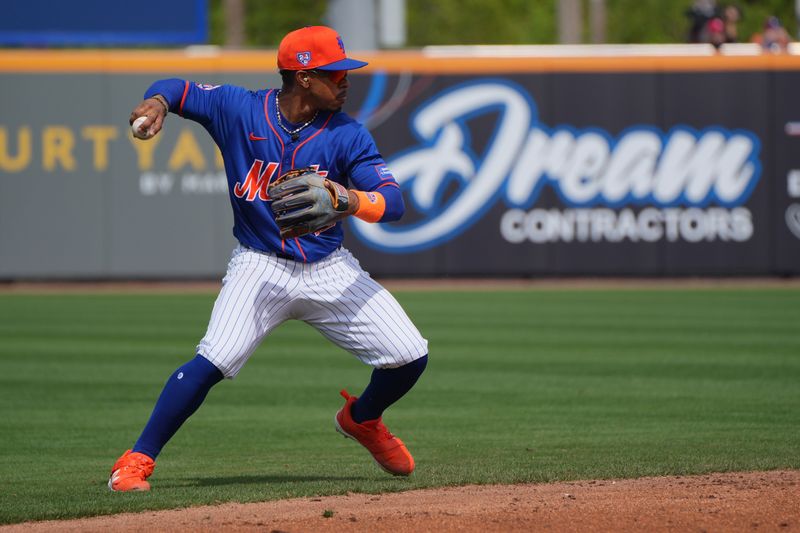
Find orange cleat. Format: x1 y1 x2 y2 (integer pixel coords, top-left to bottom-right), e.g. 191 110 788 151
108 449 155 492
334 389 415 476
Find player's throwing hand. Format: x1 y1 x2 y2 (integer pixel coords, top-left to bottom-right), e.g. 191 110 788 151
128 95 169 139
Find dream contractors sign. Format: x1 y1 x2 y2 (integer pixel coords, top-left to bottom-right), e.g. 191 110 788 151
347 68 800 276
354 80 761 252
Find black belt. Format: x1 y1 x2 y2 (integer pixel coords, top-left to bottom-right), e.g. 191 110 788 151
243 244 340 261
242 244 295 261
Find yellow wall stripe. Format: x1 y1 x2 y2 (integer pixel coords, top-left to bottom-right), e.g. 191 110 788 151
1 49 800 73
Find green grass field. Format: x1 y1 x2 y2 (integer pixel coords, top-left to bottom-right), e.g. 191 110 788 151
0 286 798 524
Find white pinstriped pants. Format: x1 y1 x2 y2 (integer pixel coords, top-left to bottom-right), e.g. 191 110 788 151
197 245 429 378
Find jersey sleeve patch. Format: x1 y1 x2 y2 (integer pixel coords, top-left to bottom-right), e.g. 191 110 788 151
374 164 395 181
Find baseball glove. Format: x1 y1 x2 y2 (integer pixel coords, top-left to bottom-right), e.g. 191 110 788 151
268 167 351 239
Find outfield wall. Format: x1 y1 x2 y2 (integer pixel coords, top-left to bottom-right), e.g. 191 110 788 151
1 50 799 278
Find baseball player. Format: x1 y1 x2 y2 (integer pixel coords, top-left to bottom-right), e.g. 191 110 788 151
108 26 428 492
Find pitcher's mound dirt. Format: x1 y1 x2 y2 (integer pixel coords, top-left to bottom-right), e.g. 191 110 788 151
4 470 798 532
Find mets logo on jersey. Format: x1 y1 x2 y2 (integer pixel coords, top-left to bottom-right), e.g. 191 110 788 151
234 160 328 202
296 52 312 66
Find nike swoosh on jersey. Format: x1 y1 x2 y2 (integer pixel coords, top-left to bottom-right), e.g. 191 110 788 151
249 132 268 141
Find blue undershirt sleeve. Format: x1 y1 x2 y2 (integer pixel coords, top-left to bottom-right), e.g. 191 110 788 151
375 184 404 222
143 78 186 113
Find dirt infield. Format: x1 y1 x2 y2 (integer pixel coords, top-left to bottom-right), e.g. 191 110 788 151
3 470 797 532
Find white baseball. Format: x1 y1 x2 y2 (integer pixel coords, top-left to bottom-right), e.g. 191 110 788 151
131 116 153 140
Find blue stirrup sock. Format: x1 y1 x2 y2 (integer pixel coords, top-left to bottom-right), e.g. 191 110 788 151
132 355 223 460
351 354 428 424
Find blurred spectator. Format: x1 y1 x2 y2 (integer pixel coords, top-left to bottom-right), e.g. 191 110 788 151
706 17 726 50
686 0 718 43
693 3 739 50
721 4 742 43
751 16 791 53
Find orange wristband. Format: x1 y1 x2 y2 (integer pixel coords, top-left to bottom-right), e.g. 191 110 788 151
353 190 386 223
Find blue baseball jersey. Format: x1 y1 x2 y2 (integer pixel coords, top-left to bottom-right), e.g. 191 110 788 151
145 79 403 263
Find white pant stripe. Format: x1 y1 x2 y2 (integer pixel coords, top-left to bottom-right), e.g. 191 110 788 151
345 276 416 358
215 256 275 359
256 267 300 329
337 283 408 364
227 256 280 353
303 266 391 357
309 259 413 366
304 271 393 359
340 260 425 365
201 254 260 366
